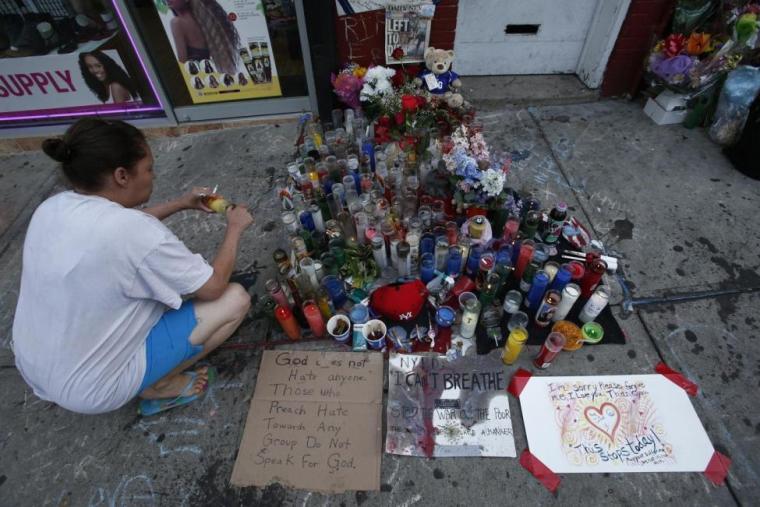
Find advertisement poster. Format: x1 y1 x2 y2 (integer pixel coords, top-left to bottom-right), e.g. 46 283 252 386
0 50 143 116
386 353 516 458
519 375 717 473
384 3 434 64
153 0 281 104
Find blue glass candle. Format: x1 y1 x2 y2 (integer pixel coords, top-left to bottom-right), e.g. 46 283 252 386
466 245 483 277
496 245 513 266
420 233 436 257
362 139 375 171
322 275 347 309
446 247 462 276
420 253 435 284
299 210 315 231
526 271 550 309
511 240 522 265
550 265 573 293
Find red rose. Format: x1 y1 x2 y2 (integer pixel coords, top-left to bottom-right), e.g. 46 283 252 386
377 115 392 128
415 95 426 108
391 47 404 60
391 71 405 88
405 64 421 77
394 111 405 125
375 126 391 144
401 95 419 112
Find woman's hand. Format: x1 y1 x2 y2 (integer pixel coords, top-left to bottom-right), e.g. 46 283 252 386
181 186 214 213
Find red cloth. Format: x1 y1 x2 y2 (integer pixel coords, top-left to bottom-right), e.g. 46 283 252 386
519 449 561 493
655 362 698 396
704 451 732 486
507 368 533 397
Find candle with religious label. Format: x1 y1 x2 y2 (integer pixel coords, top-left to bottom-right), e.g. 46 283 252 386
578 285 611 323
535 290 561 327
459 298 481 339
502 327 528 365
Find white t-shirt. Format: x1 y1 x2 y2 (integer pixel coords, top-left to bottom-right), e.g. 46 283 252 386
12 191 213 414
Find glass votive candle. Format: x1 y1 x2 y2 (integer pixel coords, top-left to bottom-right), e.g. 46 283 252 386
502 290 523 314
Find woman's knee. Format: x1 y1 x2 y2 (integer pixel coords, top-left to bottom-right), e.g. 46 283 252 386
225 282 251 318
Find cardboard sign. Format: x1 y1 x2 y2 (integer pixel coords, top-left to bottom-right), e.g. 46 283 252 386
519 375 716 473
231 351 382 492
386 353 516 457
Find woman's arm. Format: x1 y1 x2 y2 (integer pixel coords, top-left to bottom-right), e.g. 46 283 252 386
109 82 132 103
143 187 212 220
170 18 188 63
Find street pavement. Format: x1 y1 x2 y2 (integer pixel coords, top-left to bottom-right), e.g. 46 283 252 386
0 98 758 506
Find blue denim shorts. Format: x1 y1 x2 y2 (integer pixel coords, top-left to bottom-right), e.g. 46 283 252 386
138 300 203 393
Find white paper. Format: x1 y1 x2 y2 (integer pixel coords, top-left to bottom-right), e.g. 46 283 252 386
519 375 715 473
386 353 516 457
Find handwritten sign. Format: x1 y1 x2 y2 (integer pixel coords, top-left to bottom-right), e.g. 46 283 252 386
519 375 717 473
386 353 516 457
231 351 382 492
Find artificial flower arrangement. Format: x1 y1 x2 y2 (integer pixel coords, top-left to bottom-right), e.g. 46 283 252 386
437 124 513 213
647 5 760 94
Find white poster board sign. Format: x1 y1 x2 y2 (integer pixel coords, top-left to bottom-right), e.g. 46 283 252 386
387 353 516 457
519 375 716 473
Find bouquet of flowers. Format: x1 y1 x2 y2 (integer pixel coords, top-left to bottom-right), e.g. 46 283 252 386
331 63 368 111
438 124 512 212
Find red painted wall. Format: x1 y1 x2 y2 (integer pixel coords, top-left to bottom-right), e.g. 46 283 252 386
601 0 676 97
335 0 459 67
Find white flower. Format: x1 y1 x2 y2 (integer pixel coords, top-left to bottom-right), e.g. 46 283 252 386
480 168 505 197
360 66 396 100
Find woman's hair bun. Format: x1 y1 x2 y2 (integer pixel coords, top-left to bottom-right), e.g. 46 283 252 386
42 138 72 163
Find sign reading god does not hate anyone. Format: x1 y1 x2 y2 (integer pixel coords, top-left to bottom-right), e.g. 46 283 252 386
231 351 382 493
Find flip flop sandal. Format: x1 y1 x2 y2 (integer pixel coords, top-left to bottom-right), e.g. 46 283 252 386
138 367 217 417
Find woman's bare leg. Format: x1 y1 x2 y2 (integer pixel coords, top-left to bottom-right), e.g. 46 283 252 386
139 283 251 399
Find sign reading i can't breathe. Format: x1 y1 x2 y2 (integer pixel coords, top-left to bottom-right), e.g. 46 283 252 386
231 351 383 493
386 352 517 458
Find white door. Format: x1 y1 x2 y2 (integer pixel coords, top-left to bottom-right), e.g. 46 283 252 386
453 0 600 75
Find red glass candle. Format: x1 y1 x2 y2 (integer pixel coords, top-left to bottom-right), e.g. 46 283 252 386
275 305 301 340
302 300 326 337
513 240 535 281
533 332 566 369
446 221 459 246
502 216 520 244
579 258 607 298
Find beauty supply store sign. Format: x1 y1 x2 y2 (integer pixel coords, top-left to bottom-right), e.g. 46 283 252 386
0 51 140 117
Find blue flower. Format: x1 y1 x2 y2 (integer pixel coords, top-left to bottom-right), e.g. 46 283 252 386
453 148 481 181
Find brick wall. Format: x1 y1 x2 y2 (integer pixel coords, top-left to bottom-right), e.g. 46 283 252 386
335 0 459 66
601 0 676 97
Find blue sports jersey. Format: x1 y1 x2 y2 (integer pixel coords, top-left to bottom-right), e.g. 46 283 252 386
420 69 459 95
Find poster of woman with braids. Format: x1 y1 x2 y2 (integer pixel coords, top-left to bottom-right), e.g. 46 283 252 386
154 0 281 103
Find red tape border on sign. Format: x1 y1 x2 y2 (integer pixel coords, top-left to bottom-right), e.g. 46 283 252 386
704 451 732 486
655 362 699 396
520 449 561 493
507 368 533 397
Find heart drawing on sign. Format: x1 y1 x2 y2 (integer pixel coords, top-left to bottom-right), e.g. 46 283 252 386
584 402 621 442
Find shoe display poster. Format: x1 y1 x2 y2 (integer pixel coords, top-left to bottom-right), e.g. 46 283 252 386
517 374 718 473
386 353 517 458
153 0 282 104
0 49 146 117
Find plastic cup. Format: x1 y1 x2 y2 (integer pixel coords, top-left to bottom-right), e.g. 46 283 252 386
363 319 388 350
327 314 351 344
508 311 529 332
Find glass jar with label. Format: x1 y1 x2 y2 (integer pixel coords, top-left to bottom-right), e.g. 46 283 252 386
578 285 611 323
459 298 481 339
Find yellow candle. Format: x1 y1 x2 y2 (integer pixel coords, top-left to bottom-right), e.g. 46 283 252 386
502 327 528 365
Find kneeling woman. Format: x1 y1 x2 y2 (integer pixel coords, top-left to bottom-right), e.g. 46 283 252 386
12 119 253 415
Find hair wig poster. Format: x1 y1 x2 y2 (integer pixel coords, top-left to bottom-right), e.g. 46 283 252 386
154 0 281 103
0 50 143 117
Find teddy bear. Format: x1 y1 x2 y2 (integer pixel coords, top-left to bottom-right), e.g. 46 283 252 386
415 47 464 108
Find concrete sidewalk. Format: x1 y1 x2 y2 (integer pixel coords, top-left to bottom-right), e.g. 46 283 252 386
0 98 758 506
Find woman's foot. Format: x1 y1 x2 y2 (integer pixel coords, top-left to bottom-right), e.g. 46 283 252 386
140 367 209 400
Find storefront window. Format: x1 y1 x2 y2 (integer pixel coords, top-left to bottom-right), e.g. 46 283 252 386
127 0 308 110
0 0 165 127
